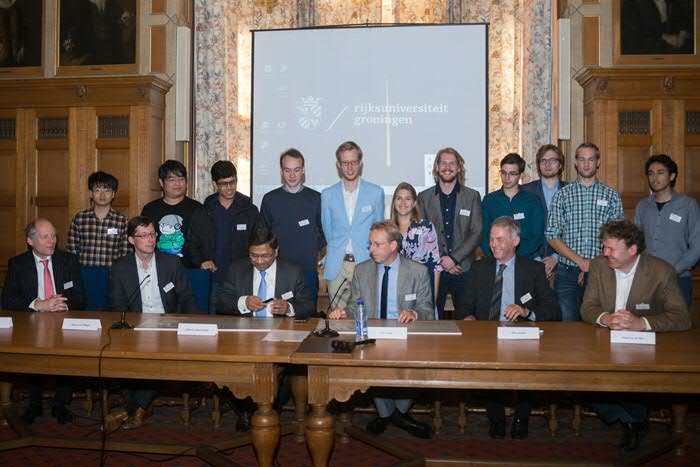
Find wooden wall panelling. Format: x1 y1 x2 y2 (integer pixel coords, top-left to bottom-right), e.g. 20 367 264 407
69 107 97 217
15 109 36 253
151 26 166 74
96 107 131 214
0 111 17 283
685 101 700 202
582 16 600 67
130 105 150 218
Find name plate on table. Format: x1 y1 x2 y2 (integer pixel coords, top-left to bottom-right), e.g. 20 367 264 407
177 323 218 336
0 317 13 328
368 326 407 340
610 330 656 345
62 318 102 331
497 326 540 340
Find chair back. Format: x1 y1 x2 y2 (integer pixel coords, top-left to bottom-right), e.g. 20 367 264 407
80 265 111 311
185 268 211 313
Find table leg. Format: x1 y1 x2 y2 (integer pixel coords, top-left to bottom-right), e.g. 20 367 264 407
306 403 334 467
252 402 280 467
671 404 688 456
0 382 12 426
290 373 308 443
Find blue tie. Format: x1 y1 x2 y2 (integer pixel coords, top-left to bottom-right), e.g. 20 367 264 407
256 271 267 317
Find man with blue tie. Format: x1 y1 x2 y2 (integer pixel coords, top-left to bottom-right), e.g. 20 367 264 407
321 141 384 310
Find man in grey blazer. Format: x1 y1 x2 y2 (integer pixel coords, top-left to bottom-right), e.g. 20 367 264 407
329 220 433 438
417 147 482 319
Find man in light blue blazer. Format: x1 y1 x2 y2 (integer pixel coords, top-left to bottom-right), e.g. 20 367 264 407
321 141 384 310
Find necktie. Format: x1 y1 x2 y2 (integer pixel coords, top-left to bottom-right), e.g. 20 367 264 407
256 270 267 316
41 259 55 299
489 263 507 321
380 265 390 320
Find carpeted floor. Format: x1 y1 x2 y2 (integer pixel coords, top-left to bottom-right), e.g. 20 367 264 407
0 389 698 466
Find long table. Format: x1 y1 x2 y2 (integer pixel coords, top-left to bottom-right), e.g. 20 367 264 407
0 311 314 466
292 320 700 466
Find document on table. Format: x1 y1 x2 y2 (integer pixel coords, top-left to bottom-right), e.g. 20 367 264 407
135 315 281 332
262 330 311 342
314 320 461 335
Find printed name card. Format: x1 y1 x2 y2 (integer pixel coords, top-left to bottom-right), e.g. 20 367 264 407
610 330 656 345
177 323 218 336
368 326 408 340
62 318 102 331
0 317 13 328
497 326 540 340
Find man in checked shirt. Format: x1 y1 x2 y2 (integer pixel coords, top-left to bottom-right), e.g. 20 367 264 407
545 143 624 321
67 171 129 266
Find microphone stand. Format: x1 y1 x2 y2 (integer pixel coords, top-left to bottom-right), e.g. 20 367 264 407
111 274 151 330
314 277 346 338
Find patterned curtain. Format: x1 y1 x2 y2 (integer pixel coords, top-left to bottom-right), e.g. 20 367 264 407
194 0 552 199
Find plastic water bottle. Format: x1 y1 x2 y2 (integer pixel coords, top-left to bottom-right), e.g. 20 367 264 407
355 300 369 342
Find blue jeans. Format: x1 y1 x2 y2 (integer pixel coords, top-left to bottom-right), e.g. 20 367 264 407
678 275 693 307
436 270 469 320
554 263 587 322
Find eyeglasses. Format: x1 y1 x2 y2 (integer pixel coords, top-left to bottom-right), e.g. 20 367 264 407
539 158 561 166
133 233 157 239
164 176 186 183
339 160 360 167
216 180 237 188
499 170 520 177
369 241 388 248
249 253 275 260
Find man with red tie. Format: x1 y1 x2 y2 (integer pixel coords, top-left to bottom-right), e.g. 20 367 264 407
2 218 86 424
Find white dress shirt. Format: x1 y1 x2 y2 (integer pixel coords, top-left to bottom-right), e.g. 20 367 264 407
597 255 650 330
136 254 165 314
237 260 295 316
342 180 360 254
29 253 56 310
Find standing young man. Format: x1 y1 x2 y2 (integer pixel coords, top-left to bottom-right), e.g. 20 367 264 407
634 154 700 306
321 141 384 311
141 160 203 266
418 147 482 319
480 153 544 260
522 144 569 277
67 171 128 266
545 142 624 321
261 148 325 305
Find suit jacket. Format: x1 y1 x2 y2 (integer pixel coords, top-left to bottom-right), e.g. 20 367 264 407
345 256 434 321
521 178 568 258
417 185 482 270
109 251 198 314
215 258 315 318
2 250 86 311
580 254 690 332
457 255 560 321
321 179 384 281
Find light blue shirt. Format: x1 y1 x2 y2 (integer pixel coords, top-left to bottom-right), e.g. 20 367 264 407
376 256 399 319
498 255 516 321
541 179 559 210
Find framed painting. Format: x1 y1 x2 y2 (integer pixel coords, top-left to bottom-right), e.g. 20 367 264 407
614 0 700 65
57 0 138 75
0 0 43 77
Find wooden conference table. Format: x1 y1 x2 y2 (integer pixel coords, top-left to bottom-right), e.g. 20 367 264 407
293 320 700 466
0 310 314 467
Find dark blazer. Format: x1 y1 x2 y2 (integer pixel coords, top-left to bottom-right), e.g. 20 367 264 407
216 258 315 318
521 178 568 257
581 254 690 332
2 250 86 311
109 251 198 313
457 255 560 321
417 185 482 271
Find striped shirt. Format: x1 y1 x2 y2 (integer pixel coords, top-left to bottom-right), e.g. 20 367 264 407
545 180 624 267
67 209 129 266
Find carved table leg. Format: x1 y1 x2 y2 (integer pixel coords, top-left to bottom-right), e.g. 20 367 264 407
306 403 334 467
252 402 280 467
290 373 308 443
671 404 688 456
0 382 12 426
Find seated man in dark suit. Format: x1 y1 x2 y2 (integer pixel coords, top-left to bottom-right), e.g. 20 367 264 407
109 215 197 429
329 220 434 439
458 216 560 440
2 219 86 424
581 219 690 452
216 224 314 318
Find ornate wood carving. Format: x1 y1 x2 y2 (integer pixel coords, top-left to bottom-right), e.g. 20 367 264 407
663 76 674 93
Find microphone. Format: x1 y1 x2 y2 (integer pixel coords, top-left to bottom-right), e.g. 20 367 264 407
314 277 346 338
111 274 150 330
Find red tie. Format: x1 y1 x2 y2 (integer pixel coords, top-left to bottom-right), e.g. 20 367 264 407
41 259 55 299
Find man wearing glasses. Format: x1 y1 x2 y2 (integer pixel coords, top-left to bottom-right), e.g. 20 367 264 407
522 144 569 279
480 153 544 260
261 148 325 305
67 171 128 266
188 160 261 313
141 160 204 266
321 141 384 310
